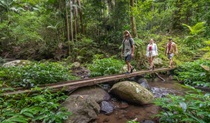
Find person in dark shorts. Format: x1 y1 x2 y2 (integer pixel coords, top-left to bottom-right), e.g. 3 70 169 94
121 30 135 73
165 38 178 68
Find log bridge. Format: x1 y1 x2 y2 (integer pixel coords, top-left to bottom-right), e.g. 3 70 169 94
2 68 173 95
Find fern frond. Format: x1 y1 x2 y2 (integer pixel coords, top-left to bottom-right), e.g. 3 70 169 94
182 22 206 35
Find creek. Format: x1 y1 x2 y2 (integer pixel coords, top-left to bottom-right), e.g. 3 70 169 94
97 76 186 123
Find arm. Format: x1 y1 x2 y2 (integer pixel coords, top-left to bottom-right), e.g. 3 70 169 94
131 44 135 56
174 43 178 54
121 40 124 56
131 38 135 57
155 44 158 55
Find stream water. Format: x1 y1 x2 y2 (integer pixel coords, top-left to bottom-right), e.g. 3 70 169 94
97 76 186 123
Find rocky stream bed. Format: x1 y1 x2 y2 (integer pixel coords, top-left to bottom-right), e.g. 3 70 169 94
62 74 186 123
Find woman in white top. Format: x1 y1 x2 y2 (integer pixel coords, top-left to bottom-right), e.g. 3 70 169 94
146 39 158 70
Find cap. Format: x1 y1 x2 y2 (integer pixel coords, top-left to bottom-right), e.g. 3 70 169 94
169 38 172 40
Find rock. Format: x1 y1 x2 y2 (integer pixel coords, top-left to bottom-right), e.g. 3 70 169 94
100 84 111 91
71 86 110 103
142 120 155 123
136 78 150 90
110 81 154 104
3 60 31 67
71 66 90 79
100 101 114 114
103 118 110 122
72 62 81 68
119 101 129 109
62 95 100 123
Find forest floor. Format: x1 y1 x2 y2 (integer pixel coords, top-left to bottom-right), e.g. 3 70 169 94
97 76 186 123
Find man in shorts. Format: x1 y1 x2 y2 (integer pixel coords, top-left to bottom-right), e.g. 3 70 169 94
121 30 135 73
165 38 178 68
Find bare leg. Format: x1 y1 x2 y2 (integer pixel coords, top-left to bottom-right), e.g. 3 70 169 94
148 57 154 69
148 57 151 69
169 58 173 67
151 56 155 70
126 61 132 72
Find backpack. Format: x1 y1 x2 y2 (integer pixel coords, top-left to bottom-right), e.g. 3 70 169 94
123 38 133 52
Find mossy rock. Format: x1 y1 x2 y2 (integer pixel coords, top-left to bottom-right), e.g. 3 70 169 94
110 81 154 105
3 60 31 67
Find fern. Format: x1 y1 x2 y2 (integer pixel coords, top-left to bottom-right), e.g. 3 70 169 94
182 22 206 35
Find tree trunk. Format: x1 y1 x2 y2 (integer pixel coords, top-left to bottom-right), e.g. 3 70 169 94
77 0 84 34
130 0 138 38
65 0 70 42
73 0 77 42
70 0 74 42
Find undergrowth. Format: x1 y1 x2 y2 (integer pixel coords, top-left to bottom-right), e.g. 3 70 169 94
0 89 70 123
0 62 78 88
88 57 124 77
175 59 210 87
154 87 210 123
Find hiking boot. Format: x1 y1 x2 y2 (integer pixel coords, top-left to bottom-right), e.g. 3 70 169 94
125 71 130 74
130 67 135 73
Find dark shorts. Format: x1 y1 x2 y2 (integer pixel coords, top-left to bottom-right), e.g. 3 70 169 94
125 54 132 62
168 53 174 59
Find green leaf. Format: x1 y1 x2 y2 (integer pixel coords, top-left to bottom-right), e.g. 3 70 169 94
179 102 187 112
2 115 28 123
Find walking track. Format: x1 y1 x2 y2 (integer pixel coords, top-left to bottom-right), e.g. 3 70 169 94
2 68 173 95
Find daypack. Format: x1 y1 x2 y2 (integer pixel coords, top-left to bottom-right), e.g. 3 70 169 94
123 38 133 52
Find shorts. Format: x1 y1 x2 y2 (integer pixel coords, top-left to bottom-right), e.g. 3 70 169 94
125 54 132 62
168 53 174 59
146 51 157 57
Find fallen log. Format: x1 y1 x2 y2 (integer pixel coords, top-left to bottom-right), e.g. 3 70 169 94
1 67 174 96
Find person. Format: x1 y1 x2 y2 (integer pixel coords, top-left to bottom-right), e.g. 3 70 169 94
165 38 178 68
146 39 158 70
121 30 135 74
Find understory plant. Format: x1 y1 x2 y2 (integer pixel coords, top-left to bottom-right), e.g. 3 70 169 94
0 62 77 88
154 87 210 123
175 59 210 87
182 22 206 50
127 120 139 123
88 56 124 77
0 89 70 123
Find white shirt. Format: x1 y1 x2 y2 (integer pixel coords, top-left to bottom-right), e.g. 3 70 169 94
146 43 158 57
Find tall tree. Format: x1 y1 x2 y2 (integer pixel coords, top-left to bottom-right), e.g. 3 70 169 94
130 0 138 38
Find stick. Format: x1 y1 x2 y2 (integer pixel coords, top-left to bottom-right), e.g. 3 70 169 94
155 72 165 82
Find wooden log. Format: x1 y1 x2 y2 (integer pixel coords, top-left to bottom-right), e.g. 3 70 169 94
1 67 174 96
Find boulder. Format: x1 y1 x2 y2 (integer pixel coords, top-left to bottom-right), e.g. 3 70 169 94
71 86 110 103
3 60 31 67
110 81 154 104
62 95 100 123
